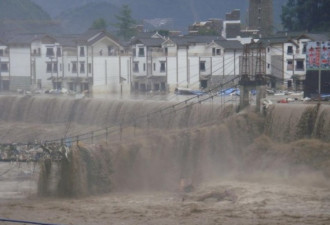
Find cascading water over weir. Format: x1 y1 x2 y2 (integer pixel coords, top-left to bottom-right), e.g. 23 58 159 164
1 95 330 198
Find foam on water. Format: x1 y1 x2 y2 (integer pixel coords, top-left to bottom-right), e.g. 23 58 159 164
0 96 330 197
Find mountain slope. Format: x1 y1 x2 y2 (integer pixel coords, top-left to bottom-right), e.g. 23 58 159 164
30 0 288 34
0 0 61 35
0 0 50 21
56 2 120 34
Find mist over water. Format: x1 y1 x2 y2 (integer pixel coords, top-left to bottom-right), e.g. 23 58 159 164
1 96 330 197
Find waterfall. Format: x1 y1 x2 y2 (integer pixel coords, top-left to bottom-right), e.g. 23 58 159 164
1 96 330 197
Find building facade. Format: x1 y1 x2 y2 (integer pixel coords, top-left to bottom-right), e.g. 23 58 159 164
249 0 273 37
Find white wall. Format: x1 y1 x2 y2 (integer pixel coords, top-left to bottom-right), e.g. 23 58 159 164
92 56 131 94
9 47 30 77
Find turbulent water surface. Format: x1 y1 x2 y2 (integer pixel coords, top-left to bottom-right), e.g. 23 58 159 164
0 96 330 224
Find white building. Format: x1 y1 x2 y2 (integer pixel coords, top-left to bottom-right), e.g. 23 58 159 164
1 31 244 95
131 34 243 92
260 33 329 90
0 38 9 91
1 30 130 94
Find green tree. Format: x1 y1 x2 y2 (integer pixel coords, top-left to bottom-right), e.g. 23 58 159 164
90 18 107 30
281 0 330 32
114 4 136 40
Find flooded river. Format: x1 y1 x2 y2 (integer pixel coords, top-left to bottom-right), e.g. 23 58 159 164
0 96 330 224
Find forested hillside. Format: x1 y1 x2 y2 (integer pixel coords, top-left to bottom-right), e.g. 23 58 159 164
0 0 50 21
0 0 60 34
5 0 288 34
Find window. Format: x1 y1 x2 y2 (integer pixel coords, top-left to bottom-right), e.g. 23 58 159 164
88 63 92 73
56 47 61 57
68 63 71 72
80 47 85 57
133 62 139 72
72 62 77 73
60 63 63 72
108 46 114 56
46 48 54 57
160 61 166 72
287 46 293 55
69 83 74 91
99 50 103 56
80 62 85 73
302 43 307 54
161 82 166 91
200 61 206 72
138 47 145 57
38 48 41 56
287 60 293 71
164 47 168 56
153 63 156 71
296 60 304 71
267 63 270 69
212 48 221 56
0 62 8 72
53 62 58 73
46 62 52 73
154 83 160 91
267 47 270 53
33 49 37 56
143 63 146 71
0 49 3 56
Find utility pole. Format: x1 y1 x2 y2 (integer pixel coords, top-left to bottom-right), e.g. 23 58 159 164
50 57 53 90
318 44 322 100
0 57 2 92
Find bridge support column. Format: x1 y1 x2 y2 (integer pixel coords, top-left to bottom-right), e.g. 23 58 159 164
256 85 266 112
239 85 251 110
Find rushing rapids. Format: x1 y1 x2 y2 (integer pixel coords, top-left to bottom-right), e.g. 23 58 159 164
1 95 330 224
0 96 330 198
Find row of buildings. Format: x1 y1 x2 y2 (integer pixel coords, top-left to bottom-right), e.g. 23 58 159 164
0 0 329 96
1 28 329 95
0 30 243 94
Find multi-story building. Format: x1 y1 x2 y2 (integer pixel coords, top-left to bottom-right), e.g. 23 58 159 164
0 30 131 94
131 33 243 92
249 0 273 37
0 38 9 91
259 33 330 90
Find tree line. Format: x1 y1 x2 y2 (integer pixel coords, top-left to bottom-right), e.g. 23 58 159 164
91 1 330 41
281 0 330 32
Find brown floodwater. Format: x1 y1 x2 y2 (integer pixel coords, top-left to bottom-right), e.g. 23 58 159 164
0 96 330 224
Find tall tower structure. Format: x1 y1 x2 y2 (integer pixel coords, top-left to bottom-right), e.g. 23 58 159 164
248 0 273 36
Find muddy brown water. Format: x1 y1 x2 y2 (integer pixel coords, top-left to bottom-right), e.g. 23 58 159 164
0 96 330 224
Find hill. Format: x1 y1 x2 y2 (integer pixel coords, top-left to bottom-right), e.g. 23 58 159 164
0 0 50 21
56 2 120 34
29 0 289 34
0 0 60 34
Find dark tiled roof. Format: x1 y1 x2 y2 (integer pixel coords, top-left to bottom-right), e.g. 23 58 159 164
169 35 224 46
53 34 79 47
88 32 124 47
214 40 243 50
131 37 165 47
6 33 55 45
258 36 292 45
298 33 330 41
